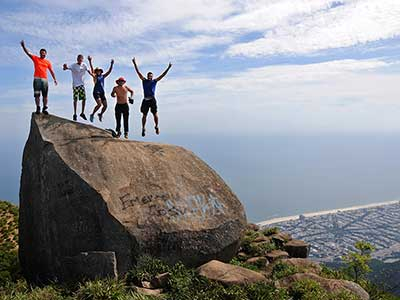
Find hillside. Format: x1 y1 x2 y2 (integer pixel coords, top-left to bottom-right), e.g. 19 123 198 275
0 198 399 299
0 200 18 251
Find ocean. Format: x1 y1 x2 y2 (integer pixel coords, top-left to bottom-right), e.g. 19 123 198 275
2 115 400 223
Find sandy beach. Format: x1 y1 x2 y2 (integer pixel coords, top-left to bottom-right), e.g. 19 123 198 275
257 199 400 227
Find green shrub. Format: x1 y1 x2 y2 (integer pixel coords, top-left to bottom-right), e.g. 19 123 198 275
74 279 127 300
319 264 346 280
245 282 290 300
271 262 298 280
0 285 65 300
165 262 197 300
229 257 260 272
261 227 279 236
126 255 170 285
0 249 20 286
342 241 375 283
289 279 328 300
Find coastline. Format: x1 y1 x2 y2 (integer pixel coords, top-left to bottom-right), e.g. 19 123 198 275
257 199 400 227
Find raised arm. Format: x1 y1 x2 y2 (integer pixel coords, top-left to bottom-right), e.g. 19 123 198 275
87 56 94 73
20 40 33 59
63 63 69 71
104 59 114 78
155 62 172 82
86 69 95 78
132 57 145 81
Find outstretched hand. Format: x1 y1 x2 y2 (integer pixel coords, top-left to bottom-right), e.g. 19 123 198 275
63 63 68 70
20 40 25 47
87 55 92 61
54 80 58 86
132 57 136 64
168 62 172 68
111 59 114 64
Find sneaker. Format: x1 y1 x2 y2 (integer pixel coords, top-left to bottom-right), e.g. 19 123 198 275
155 126 160 135
116 131 121 138
35 106 41 115
73 114 77 121
98 113 103 122
124 132 128 139
141 128 146 137
80 113 87 120
89 114 94 122
42 106 49 115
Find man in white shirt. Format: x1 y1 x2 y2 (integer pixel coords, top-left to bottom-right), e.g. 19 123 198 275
63 54 92 121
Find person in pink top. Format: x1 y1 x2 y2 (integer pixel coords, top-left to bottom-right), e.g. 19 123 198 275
20 40 58 115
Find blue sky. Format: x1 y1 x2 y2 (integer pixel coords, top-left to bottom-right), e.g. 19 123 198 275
1 0 400 135
2 1 400 220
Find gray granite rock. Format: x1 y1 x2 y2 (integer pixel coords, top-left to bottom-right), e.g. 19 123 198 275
19 114 247 283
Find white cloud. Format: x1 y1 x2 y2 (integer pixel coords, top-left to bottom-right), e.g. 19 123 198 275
227 0 400 57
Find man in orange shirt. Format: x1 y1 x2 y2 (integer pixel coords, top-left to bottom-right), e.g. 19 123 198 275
20 40 58 115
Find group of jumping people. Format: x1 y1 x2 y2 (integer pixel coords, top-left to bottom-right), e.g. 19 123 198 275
20 40 172 138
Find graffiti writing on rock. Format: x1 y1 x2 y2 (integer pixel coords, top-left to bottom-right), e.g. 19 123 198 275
119 191 226 219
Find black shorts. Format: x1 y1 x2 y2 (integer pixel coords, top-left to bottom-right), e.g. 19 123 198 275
140 98 157 114
93 91 106 103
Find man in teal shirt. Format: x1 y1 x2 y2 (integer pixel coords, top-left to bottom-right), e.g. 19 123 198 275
132 57 172 137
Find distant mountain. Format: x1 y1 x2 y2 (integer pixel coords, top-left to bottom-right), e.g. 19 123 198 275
0 200 18 251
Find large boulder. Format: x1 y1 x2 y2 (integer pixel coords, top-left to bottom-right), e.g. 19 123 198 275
19 114 247 283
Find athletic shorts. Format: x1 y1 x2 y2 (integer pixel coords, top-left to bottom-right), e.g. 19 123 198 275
33 78 48 98
93 91 106 103
73 85 86 101
140 97 157 114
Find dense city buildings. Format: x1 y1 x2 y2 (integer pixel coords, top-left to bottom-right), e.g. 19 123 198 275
259 201 400 263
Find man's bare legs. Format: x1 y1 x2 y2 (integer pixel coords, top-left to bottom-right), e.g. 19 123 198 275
42 97 49 114
73 99 87 121
142 113 147 137
73 99 77 117
34 96 40 114
81 99 86 115
153 112 159 134
141 112 159 136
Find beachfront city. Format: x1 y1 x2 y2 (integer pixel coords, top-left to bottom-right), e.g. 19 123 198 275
258 201 400 263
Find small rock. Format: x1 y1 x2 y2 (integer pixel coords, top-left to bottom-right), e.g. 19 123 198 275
237 252 247 259
141 281 152 289
284 239 310 258
281 258 322 274
278 273 369 300
265 250 289 262
135 286 163 296
271 232 292 247
245 256 268 267
150 272 171 289
247 223 260 231
197 260 266 286
253 236 270 243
